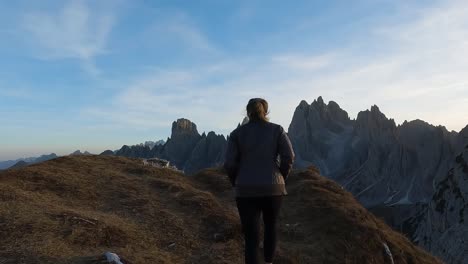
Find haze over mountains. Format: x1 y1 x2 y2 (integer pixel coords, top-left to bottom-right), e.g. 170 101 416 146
0 153 58 170
0 151 99 170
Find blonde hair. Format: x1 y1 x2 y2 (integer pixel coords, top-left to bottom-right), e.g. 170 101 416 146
246 98 270 122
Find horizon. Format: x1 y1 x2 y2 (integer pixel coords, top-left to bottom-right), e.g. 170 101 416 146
2 96 466 161
1 0 468 160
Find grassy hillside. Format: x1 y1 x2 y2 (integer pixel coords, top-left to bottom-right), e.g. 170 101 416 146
0 155 442 264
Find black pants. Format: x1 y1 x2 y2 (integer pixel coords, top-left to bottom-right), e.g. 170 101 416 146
236 195 283 264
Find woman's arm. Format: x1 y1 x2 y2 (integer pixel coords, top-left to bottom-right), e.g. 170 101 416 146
277 125 295 181
223 130 240 187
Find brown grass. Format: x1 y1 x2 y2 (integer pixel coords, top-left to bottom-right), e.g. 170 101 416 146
0 156 442 264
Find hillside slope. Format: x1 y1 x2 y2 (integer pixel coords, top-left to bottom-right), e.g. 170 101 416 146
0 155 441 264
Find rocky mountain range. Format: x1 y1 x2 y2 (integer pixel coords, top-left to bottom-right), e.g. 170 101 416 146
288 97 466 207
112 97 467 207
1 96 465 263
112 118 227 175
0 153 58 170
108 96 467 263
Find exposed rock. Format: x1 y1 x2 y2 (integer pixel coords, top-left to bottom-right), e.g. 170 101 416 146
288 97 353 174
457 124 468 151
369 203 427 238
184 131 227 175
104 252 124 264
111 98 465 210
412 146 468 264
287 97 459 207
133 140 165 149
161 118 202 170
287 98 465 262
115 145 152 158
114 118 227 174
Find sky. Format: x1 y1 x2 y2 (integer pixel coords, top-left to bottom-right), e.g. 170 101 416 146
1 0 468 160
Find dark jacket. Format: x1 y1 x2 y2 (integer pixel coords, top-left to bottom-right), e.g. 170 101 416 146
223 119 295 197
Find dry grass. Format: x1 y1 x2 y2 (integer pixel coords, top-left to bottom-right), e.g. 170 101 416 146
0 155 241 264
193 166 443 264
0 156 441 264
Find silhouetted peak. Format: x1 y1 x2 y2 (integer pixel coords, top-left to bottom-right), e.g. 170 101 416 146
460 124 468 136
356 105 396 132
70 150 82 156
312 96 326 109
171 118 199 138
298 100 309 109
317 96 324 105
400 119 432 129
328 100 339 109
370 105 381 114
100 150 115 156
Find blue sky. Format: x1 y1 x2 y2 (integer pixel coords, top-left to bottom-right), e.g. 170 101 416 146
1 0 468 160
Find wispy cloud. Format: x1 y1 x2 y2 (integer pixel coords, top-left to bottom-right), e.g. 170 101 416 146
83 65 251 135
21 0 115 75
84 0 468 135
271 53 336 71
146 11 219 55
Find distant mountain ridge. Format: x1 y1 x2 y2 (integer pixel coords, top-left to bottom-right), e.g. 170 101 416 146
288 97 466 207
70 150 92 156
112 97 467 207
114 118 227 175
1 151 95 170
2 96 466 263
0 153 58 170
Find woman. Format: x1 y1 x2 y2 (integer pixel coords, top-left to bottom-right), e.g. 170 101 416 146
223 98 295 264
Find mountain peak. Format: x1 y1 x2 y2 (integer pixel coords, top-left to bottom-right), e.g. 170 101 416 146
207 131 217 137
356 105 396 135
298 100 309 109
370 104 381 113
312 96 326 108
171 118 199 138
460 124 468 136
400 119 433 130
317 96 324 104
70 150 84 156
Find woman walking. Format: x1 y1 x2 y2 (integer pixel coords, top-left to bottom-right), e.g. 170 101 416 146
223 98 295 264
